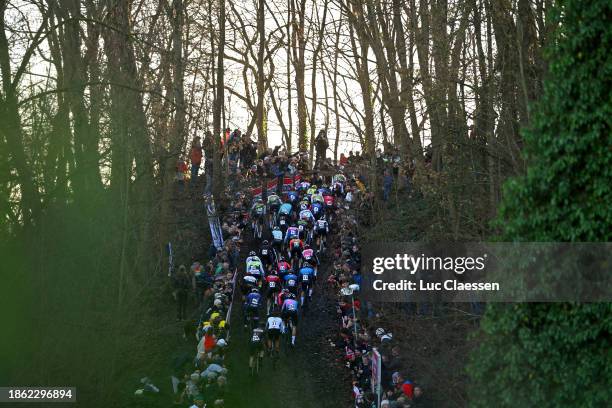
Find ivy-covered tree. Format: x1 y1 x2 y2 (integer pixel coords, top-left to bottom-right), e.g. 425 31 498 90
468 1 612 406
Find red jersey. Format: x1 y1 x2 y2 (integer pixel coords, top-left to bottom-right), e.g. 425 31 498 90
265 274 281 291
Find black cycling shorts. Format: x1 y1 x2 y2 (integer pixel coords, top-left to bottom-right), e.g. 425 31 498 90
267 328 281 341
249 340 263 354
282 309 298 326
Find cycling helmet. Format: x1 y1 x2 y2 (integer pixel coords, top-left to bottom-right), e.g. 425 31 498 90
304 244 310 249
251 287 260 293
281 288 289 294
216 338 227 347
249 251 256 256
287 293 297 300
375 328 386 337
273 225 280 231
262 240 269 245
257 198 263 203
279 256 285 261
300 204 308 211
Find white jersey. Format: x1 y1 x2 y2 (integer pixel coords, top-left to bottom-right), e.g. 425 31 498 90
266 316 285 332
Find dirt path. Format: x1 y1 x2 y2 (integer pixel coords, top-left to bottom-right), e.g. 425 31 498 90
224 227 350 408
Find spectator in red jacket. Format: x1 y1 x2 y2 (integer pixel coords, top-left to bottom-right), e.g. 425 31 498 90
190 136 203 180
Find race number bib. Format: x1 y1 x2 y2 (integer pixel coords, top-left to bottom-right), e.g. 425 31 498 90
302 274 309 282
261 249 268 255
298 225 304 231
268 281 276 288
280 219 286 225
252 334 261 342
287 279 296 286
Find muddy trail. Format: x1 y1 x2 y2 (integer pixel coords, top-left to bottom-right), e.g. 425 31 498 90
224 225 350 408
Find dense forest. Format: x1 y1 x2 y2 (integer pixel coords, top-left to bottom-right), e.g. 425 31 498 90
1 0 610 407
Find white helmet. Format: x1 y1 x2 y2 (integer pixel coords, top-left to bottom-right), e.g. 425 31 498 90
375 328 386 337
217 338 227 347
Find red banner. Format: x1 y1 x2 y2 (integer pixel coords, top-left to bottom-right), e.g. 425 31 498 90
283 177 294 191
251 186 262 199
267 179 278 194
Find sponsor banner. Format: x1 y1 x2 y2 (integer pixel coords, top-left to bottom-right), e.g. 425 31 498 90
362 242 612 302
283 177 294 191
205 196 224 249
251 186 263 199
267 179 278 195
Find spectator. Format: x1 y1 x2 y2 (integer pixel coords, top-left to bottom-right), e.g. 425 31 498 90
383 169 393 201
314 129 329 168
190 136 203 180
173 265 191 321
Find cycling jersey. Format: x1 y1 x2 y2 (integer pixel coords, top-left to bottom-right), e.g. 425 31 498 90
285 226 299 242
259 245 274 265
243 275 258 288
246 292 262 308
315 219 329 232
311 203 324 218
278 203 293 215
302 248 317 264
299 209 315 223
299 266 315 284
281 298 299 312
252 203 266 217
283 273 298 289
277 261 291 276
246 255 262 264
318 188 332 196
286 191 298 202
289 238 304 252
311 193 324 204
271 229 284 242
266 316 285 331
297 181 311 191
306 187 317 196
246 259 265 277
267 194 281 205
266 273 281 290
251 327 264 343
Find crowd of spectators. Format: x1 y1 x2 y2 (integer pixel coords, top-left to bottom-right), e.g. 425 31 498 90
325 166 430 408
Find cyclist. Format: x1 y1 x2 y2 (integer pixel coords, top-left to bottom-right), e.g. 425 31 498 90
286 189 299 209
298 263 316 305
332 173 346 197
314 217 329 250
271 226 284 255
250 198 266 236
281 292 299 346
267 193 282 227
244 288 262 328
242 274 258 299
306 184 317 197
296 180 310 192
259 240 275 270
276 256 291 279
249 324 265 373
246 251 265 283
310 200 324 220
265 270 282 314
301 244 319 271
283 270 299 296
266 310 285 354
277 202 293 223
288 236 304 270
284 223 300 246
299 205 315 225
